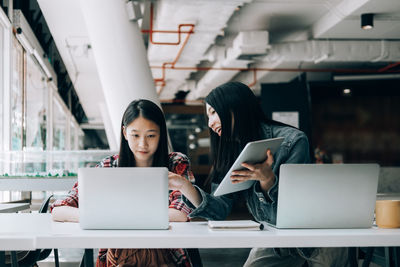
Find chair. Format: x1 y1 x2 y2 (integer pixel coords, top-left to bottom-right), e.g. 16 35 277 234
361 247 400 267
349 246 400 267
5 195 60 267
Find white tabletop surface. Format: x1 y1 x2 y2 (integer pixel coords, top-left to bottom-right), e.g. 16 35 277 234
1 213 400 250
0 177 76 191
0 203 30 213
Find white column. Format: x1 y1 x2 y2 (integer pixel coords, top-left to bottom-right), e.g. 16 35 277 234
79 0 159 146
99 102 118 151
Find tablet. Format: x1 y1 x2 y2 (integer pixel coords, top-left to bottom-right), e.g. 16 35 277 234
213 137 284 196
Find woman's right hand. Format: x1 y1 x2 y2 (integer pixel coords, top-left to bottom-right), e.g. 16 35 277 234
51 206 79 222
231 149 276 193
168 171 189 191
168 171 202 207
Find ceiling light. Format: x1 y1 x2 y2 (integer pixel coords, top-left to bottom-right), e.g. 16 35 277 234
343 88 351 94
342 88 352 97
189 143 197 150
361 13 374 30
334 74 400 81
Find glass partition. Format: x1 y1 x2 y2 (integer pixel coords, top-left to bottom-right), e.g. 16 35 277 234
78 131 84 150
0 150 116 177
10 36 24 150
53 97 66 150
25 55 47 150
70 121 77 150
0 22 4 150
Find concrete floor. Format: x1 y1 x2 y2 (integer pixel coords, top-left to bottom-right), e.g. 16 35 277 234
199 248 251 267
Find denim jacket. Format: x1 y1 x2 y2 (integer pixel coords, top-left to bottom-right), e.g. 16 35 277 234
183 123 314 258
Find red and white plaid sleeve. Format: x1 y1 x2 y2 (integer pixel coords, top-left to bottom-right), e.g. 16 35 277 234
50 181 79 211
168 152 195 217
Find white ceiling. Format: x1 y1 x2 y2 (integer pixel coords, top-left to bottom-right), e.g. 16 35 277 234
38 0 400 128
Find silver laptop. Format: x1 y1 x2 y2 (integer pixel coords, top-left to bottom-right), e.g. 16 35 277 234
274 164 380 229
78 167 169 230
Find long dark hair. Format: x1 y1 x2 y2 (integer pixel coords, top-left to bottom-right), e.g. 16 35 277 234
205 82 286 185
118 99 169 168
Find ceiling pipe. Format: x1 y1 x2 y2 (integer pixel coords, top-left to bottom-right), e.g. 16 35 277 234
153 24 195 95
140 1 195 93
378 62 400 72
141 2 195 46
231 39 400 91
247 68 257 88
191 31 269 99
161 62 400 100
150 65 400 74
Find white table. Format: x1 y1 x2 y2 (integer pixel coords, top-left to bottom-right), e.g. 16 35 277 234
1 213 400 266
0 203 30 213
0 177 76 191
1 213 400 250
41 220 400 249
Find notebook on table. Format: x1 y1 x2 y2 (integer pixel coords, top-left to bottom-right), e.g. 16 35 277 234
272 164 380 229
78 167 169 230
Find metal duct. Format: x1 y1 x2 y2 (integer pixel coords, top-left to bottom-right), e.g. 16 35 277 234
234 40 400 87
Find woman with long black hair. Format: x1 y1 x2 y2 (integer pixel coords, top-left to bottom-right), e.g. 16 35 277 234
51 99 194 267
169 82 313 266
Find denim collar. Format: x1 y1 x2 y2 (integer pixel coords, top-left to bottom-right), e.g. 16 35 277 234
261 123 273 139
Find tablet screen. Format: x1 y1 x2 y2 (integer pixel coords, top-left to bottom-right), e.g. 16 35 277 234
213 137 284 196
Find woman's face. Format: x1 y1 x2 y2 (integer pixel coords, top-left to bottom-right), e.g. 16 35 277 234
123 116 160 166
206 103 222 137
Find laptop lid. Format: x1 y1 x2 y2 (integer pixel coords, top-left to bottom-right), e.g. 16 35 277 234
275 164 379 229
78 167 169 230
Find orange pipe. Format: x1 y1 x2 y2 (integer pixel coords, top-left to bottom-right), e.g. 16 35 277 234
160 99 204 104
152 64 400 95
154 24 195 95
142 2 195 93
145 2 399 94
247 69 257 88
141 29 193 34
145 3 194 46
152 64 400 93
378 62 400 72
150 65 400 73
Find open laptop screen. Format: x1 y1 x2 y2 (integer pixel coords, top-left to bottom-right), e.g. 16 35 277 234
276 164 379 229
78 167 169 230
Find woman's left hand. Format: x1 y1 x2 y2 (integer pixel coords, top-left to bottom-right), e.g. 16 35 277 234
230 149 275 190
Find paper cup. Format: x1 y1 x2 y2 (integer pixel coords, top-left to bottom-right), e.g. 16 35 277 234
375 200 400 228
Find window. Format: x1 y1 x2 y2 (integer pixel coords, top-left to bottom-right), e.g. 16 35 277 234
0 18 4 150
25 55 47 150
70 121 76 150
53 97 67 151
10 36 24 150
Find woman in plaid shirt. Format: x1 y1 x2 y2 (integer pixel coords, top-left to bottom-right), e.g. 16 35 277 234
51 99 195 267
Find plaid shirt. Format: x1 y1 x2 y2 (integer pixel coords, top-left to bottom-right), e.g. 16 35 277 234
51 152 195 267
